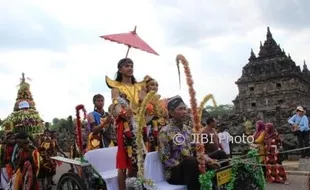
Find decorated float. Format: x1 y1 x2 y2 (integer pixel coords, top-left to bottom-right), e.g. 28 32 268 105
51 25 266 190
2 73 44 135
176 55 266 190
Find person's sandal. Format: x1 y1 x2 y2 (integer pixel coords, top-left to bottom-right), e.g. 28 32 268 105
284 181 290 185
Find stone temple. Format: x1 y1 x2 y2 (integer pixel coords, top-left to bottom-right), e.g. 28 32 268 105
232 27 310 124
217 27 310 153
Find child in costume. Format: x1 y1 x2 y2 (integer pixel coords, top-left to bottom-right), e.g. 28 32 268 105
86 94 115 151
106 58 145 190
143 75 168 152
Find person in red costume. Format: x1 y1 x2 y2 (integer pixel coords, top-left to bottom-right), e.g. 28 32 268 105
13 132 40 190
0 132 15 189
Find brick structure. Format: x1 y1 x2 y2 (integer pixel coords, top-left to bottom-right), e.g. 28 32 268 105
233 27 310 120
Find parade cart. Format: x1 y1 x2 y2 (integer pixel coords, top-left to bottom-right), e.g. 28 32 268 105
51 156 88 189
50 104 107 190
51 156 106 190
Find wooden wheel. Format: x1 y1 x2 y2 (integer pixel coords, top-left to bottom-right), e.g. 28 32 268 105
57 172 86 190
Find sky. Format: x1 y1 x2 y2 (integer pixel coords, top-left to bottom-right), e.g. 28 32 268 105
0 0 310 122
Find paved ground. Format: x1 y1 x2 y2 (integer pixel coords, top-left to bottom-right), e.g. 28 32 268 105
266 175 308 190
52 164 309 190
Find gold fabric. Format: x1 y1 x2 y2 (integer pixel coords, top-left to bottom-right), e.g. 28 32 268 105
105 76 144 111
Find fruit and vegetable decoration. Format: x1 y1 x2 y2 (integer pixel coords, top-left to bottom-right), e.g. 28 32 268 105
2 73 44 135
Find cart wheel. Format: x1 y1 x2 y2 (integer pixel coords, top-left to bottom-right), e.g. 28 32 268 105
22 160 36 190
57 172 86 190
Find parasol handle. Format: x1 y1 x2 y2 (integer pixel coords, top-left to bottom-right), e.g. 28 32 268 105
125 26 136 58
125 45 131 58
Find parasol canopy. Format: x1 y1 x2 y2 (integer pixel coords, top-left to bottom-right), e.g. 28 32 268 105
100 26 159 57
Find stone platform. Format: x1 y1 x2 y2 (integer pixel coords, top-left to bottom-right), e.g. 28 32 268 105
283 159 310 176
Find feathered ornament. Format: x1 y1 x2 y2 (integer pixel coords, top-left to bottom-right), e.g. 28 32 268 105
176 54 205 173
75 104 87 153
198 94 217 122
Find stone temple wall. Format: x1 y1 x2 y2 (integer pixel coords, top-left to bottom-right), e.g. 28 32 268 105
220 27 310 154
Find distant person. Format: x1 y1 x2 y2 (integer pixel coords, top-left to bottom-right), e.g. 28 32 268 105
288 106 309 158
264 123 289 185
253 120 266 162
201 117 229 166
218 127 232 156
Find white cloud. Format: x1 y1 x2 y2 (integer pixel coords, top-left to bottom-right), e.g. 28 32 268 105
1 0 310 123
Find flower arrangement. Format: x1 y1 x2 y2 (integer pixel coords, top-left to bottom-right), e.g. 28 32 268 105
226 149 266 190
75 104 87 153
126 177 158 190
134 90 159 190
176 54 205 173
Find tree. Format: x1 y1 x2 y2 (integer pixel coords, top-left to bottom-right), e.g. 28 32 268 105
2 73 44 135
205 104 234 117
48 116 77 151
49 116 75 133
52 118 60 126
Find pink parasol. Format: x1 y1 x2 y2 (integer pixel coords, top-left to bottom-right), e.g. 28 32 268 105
100 26 159 57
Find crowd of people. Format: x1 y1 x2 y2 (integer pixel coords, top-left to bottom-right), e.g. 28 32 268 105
0 127 65 190
250 105 310 186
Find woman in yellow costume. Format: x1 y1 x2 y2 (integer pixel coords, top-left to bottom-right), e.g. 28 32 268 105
106 58 146 190
253 120 266 162
143 75 168 152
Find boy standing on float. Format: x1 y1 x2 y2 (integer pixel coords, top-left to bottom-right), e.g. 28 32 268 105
106 58 146 190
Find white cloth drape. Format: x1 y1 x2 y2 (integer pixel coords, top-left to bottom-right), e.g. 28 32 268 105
144 151 187 190
1 168 9 190
84 147 118 190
